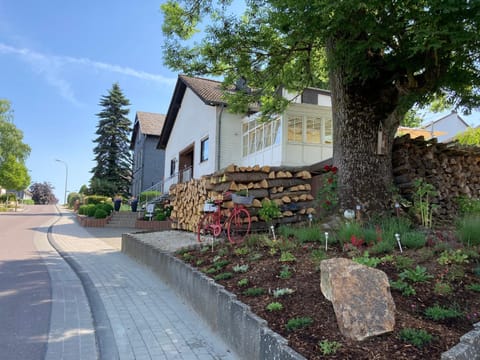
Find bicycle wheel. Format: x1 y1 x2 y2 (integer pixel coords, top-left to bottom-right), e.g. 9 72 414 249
197 212 216 243
226 207 251 244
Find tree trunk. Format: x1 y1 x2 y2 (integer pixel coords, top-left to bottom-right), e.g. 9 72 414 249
328 44 405 212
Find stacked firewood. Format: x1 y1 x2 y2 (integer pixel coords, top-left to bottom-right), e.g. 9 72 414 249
169 164 316 232
393 134 480 221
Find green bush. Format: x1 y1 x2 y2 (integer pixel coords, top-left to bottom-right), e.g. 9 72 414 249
286 317 313 331
258 199 281 222
425 304 463 321
399 328 433 348
85 204 97 217
456 215 480 246
402 232 426 249
84 195 111 205
94 208 108 219
100 203 113 214
139 191 161 203
457 196 480 215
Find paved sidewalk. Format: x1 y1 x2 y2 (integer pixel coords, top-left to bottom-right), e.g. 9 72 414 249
49 210 237 360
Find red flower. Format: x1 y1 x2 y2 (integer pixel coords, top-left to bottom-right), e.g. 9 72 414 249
350 235 364 248
324 165 331 172
331 166 338 174
328 177 334 184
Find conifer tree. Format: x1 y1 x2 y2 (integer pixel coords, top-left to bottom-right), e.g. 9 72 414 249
90 83 132 197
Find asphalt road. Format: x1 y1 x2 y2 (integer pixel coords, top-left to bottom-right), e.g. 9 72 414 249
0 205 56 360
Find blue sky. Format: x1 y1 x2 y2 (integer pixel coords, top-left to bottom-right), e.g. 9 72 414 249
0 0 177 201
1 1 479 202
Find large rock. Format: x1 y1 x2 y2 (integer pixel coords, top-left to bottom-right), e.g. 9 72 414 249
320 258 396 341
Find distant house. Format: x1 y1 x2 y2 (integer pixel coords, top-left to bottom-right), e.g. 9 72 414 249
396 126 446 140
421 111 470 142
130 111 166 197
157 75 333 188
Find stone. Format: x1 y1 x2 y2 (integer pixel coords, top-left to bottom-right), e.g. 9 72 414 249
320 258 396 341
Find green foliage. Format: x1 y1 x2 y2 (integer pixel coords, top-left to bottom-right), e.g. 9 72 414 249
234 246 250 256
412 178 438 228
286 317 313 331
86 204 98 217
401 109 423 128
279 265 292 279
399 328 433 348
0 154 30 191
353 252 390 268
272 288 295 298
434 282 453 296
266 302 283 312
139 191 162 203
232 264 249 273
318 340 342 356
390 280 416 296
243 287 265 296
401 232 426 249
456 196 480 215
456 215 480 246
214 272 233 281
337 222 364 246
84 195 111 205
90 83 132 197
94 208 108 219
425 305 463 321
258 199 281 222
279 251 296 262
317 166 338 213
455 127 480 146
437 249 469 265
237 278 249 287
466 283 480 292
394 256 414 271
400 266 433 283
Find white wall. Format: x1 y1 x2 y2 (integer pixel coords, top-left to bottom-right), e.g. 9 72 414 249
218 108 244 169
164 88 217 180
423 112 469 142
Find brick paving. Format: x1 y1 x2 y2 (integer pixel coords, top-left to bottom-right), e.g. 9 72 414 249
43 209 236 360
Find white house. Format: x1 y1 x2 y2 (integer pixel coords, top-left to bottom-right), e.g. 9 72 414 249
158 75 333 187
422 111 470 142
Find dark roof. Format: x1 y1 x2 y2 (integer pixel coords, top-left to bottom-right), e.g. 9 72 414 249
157 74 331 150
130 111 166 150
158 75 227 149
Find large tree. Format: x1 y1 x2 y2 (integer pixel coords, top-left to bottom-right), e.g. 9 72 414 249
29 182 56 204
161 0 480 211
0 99 31 190
90 83 132 197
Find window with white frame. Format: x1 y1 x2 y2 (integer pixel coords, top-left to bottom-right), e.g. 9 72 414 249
200 137 209 162
242 116 281 157
287 113 333 144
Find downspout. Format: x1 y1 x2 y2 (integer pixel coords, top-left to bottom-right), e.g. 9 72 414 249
216 104 225 171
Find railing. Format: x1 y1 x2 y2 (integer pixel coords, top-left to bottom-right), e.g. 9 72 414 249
139 166 193 210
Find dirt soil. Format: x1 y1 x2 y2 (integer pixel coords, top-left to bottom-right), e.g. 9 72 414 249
176 235 480 359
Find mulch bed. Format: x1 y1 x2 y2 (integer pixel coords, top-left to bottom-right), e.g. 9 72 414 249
176 236 480 359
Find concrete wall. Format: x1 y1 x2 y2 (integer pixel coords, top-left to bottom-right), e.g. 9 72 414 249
121 234 307 360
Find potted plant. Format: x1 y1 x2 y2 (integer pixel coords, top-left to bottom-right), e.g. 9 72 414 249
232 189 254 205
203 198 217 212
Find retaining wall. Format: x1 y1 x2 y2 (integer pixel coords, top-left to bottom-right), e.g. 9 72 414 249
121 233 306 360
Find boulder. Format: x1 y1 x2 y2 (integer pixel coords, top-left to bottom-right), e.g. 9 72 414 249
320 258 395 341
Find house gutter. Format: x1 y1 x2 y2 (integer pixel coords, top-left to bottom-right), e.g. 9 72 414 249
216 104 225 171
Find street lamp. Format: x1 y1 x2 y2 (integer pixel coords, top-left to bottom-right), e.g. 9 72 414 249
55 159 68 205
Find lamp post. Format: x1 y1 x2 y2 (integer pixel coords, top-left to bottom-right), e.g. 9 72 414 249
55 159 68 205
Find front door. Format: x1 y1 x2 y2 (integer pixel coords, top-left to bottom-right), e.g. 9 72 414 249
179 144 194 182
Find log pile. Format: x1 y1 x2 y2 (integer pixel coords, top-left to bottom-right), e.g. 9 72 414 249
393 135 480 221
169 164 316 232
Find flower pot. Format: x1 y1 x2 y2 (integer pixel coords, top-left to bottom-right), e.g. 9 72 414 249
232 194 254 205
203 203 217 212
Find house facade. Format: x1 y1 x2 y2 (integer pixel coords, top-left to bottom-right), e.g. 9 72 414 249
158 75 333 187
422 111 470 142
130 111 166 197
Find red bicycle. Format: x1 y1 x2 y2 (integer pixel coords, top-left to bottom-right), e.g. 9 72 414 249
197 192 252 244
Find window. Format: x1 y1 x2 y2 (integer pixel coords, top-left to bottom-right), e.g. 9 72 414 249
287 116 303 142
287 113 333 144
241 116 281 157
306 116 321 144
200 137 209 162
170 158 176 176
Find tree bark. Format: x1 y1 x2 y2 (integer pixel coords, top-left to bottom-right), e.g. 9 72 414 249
328 41 406 212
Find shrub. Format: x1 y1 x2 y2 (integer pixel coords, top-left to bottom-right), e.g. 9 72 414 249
86 204 97 217
402 232 426 249
286 317 313 331
266 302 283 311
319 340 342 355
399 266 433 283
457 196 480 215
399 328 433 348
214 272 233 281
100 203 113 214
425 304 463 321
237 278 249 287
456 215 480 246
258 199 281 222
84 195 111 205
94 208 108 219
279 265 292 279
279 251 296 262
434 282 453 296
390 280 416 296
243 287 265 296
337 222 364 246
272 287 295 297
